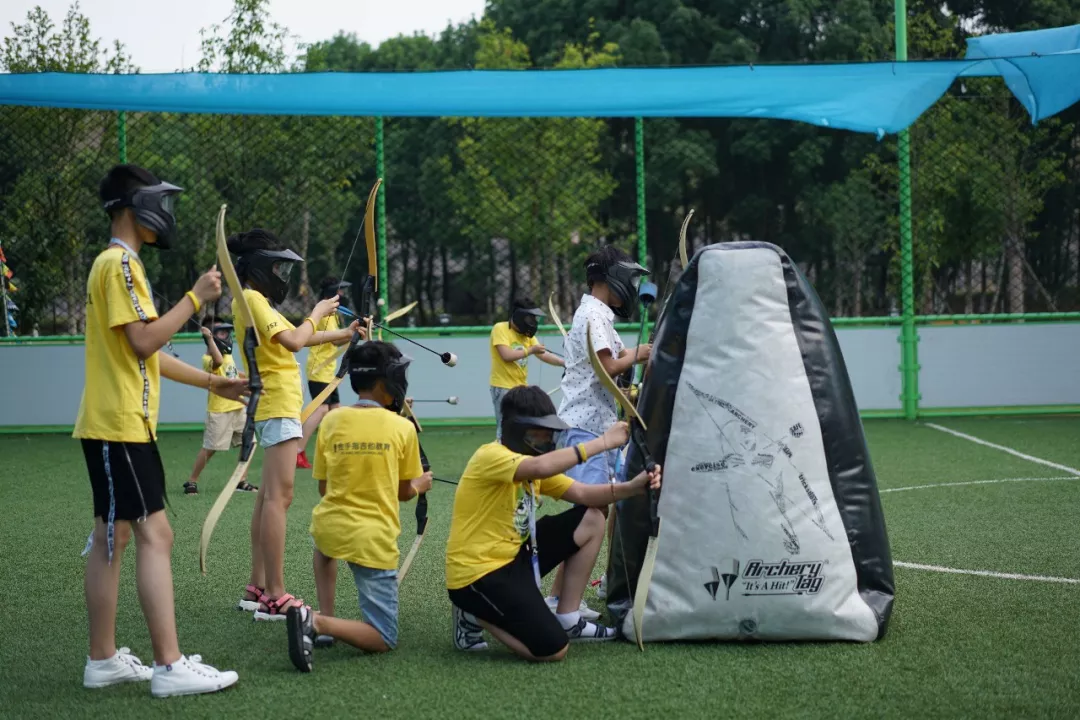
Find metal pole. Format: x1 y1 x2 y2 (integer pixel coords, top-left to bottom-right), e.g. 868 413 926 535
375 117 389 310
635 117 649 341
118 111 127 163
634 117 647 266
895 0 919 420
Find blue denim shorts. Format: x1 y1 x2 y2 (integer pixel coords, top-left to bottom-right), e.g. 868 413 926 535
349 563 399 649
255 417 302 449
558 428 623 485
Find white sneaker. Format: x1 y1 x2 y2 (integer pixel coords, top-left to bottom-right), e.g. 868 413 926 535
545 596 600 621
452 605 488 651
150 654 238 698
83 647 153 688
596 576 608 600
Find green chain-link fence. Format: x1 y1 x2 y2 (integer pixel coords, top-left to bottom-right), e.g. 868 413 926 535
1 80 1077 334
907 83 1079 317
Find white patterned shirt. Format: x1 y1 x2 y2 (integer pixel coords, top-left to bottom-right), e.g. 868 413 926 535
557 294 624 436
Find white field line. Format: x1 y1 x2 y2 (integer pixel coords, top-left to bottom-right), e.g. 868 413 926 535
924 423 1080 477
882 476 1077 494
895 561 1079 585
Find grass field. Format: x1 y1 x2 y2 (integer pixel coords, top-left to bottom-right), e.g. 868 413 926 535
1 417 1078 718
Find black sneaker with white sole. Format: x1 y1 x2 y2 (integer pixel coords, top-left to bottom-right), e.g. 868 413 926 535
183 482 198 495
286 606 315 672
452 605 488 651
565 617 616 642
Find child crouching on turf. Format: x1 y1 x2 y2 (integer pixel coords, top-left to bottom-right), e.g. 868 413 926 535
445 386 661 661
286 341 432 671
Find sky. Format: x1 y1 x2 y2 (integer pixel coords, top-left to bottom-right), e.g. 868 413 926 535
1 0 487 72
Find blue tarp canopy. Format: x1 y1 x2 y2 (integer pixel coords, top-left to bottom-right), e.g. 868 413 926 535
1 25 1078 136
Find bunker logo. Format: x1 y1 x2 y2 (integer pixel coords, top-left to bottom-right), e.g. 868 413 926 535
704 559 827 598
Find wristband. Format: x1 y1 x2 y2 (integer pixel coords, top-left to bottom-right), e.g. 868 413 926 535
575 443 589 464
304 317 317 333
610 480 617 503
185 291 201 314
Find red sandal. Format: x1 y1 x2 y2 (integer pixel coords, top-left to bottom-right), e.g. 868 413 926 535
237 584 265 612
254 593 305 622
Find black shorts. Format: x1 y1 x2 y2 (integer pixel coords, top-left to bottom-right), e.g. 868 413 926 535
81 439 167 521
308 380 340 407
448 505 587 658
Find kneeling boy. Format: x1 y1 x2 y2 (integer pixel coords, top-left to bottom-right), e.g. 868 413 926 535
286 341 432 671
445 386 661 661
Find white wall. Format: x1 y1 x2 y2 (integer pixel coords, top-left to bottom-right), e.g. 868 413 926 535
4 323 1076 429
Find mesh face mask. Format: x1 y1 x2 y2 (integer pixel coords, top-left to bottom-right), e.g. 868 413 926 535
272 260 295 284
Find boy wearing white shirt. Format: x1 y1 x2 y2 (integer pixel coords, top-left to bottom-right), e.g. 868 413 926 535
550 246 651 613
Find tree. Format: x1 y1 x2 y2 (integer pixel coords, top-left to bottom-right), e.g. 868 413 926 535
192 0 371 315
939 0 1080 32
196 0 292 73
445 22 620 319
0 3 135 333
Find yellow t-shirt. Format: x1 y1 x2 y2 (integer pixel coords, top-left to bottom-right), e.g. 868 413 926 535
310 406 424 570
489 321 538 389
445 442 574 589
233 289 303 422
74 246 161 442
305 313 341 383
203 354 244 414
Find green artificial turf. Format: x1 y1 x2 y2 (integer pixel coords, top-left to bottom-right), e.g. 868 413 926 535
0 420 1077 718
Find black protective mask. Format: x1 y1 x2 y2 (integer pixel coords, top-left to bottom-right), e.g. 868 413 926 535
587 259 650 319
510 306 545 338
349 354 412 411
104 182 183 250
204 323 234 355
502 413 570 456
322 280 352 300
606 260 650 319
238 248 303 305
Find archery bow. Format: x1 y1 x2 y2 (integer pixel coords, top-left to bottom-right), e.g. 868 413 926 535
654 210 694 336
548 292 568 342
378 300 418 341
397 400 429 584
678 209 692 270
299 179 382 424
586 320 659 651
200 205 263 574
309 300 417 379
547 292 570 396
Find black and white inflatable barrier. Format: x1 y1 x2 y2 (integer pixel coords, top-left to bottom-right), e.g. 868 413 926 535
608 242 894 643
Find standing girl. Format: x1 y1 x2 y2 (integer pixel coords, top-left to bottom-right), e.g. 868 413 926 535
227 229 363 619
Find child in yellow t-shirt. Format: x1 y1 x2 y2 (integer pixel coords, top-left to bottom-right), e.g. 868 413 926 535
183 320 256 495
445 386 661 661
228 229 363 621
285 341 431 671
75 163 245 696
298 276 353 470
489 297 564 439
